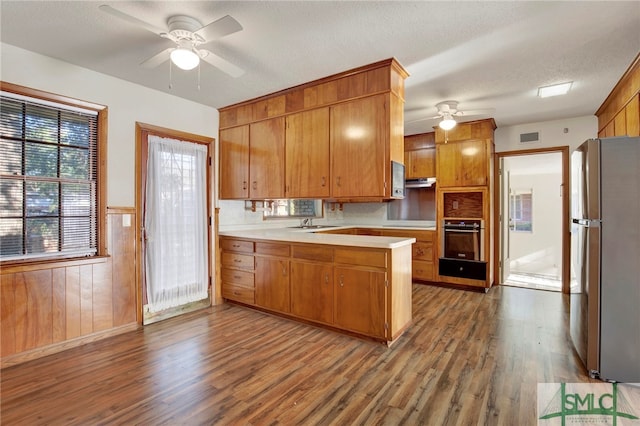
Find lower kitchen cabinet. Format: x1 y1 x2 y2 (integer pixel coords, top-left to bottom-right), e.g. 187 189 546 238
290 261 333 324
255 256 291 314
334 267 386 338
219 236 412 344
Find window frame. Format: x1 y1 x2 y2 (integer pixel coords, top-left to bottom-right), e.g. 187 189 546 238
0 81 108 265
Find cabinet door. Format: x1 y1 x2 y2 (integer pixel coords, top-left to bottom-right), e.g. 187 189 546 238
249 117 285 199
625 95 639 137
255 257 290 313
290 261 333 324
285 108 330 198
436 140 487 187
406 148 435 178
331 95 387 198
219 125 249 199
334 267 386 338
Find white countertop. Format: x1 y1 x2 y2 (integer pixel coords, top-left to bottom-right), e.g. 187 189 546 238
219 226 417 249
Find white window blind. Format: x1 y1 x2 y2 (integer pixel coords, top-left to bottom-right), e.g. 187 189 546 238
0 94 99 261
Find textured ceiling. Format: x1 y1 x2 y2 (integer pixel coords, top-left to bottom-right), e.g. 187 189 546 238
1 1 639 135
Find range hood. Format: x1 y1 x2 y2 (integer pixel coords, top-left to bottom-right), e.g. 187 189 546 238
405 177 436 188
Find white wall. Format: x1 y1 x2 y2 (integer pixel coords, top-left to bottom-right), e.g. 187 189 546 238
495 115 597 154
1 43 219 207
508 172 563 276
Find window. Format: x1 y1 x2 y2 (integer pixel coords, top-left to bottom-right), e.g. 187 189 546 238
510 189 533 232
262 199 323 219
0 85 106 262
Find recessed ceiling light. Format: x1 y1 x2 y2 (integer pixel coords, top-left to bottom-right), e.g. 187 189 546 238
538 82 573 98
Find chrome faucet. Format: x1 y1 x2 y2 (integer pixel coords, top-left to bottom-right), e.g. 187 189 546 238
301 217 313 227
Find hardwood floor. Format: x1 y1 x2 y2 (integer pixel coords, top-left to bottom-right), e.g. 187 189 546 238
1 284 596 425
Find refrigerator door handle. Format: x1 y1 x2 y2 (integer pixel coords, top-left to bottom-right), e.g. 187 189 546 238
572 218 600 227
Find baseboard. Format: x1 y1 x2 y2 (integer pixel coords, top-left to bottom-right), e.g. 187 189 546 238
1 323 139 369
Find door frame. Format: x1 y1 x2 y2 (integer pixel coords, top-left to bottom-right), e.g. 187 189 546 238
493 146 570 293
135 122 214 324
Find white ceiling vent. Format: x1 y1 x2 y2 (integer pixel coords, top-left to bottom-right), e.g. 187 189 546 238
520 132 540 143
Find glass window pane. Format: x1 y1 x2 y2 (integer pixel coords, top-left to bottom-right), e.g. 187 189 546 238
26 217 59 254
62 217 90 251
25 105 58 143
26 181 59 216
0 218 23 257
0 98 23 139
0 139 22 175
61 183 91 216
60 146 89 179
0 178 23 217
26 142 58 177
61 113 90 147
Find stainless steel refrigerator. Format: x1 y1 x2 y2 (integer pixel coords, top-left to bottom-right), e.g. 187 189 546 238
570 137 640 383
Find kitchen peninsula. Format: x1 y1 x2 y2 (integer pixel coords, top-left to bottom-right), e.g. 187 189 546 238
219 227 415 345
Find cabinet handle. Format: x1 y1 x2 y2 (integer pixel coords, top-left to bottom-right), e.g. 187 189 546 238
242 181 247 190
339 274 344 287
282 266 287 276
234 259 242 263
325 274 329 284
252 181 257 190
417 249 424 256
336 176 341 187
321 176 326 187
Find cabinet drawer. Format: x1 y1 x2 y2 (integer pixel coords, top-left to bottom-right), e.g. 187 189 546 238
255 242 290 257
221 268 254 288
221 239 254 253
222 284 255 304
412 242 433 261
412 260 434 281
292 245 333 262
221 253 254 271
334 248 387 268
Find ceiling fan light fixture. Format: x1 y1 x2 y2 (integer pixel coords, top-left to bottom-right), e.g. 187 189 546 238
170 47 200 70
439 116 457 131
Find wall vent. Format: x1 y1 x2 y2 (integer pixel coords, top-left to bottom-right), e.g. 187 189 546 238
520 132 539 143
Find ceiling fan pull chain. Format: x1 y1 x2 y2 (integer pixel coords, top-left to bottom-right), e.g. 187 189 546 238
169 60 173 89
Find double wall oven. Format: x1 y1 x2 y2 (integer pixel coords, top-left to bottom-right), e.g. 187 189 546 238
439 219 487 281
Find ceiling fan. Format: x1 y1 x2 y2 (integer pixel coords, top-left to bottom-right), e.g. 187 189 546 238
408 101 493 130
99 4 245 77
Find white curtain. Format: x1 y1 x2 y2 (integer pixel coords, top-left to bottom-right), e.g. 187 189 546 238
145 135 209 313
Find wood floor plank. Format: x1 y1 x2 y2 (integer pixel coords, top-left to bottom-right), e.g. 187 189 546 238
1 284 606 425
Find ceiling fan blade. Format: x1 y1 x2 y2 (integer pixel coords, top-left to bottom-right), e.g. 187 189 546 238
99 4 165 35
195 15 243 41
199 50 245 77
405 115 441 124
454 108 495 117
140 48 173 68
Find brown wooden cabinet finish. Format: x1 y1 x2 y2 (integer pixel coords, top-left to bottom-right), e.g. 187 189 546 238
436 139 489 187
249 117 285 199
219 126 249 199
334 267 386 338
220 237 256 305
405 148 436 179
596 54 639 137
331 94 387 198
255 257 290 313
625 95 640 137
290 261 333 324
285 107 330 198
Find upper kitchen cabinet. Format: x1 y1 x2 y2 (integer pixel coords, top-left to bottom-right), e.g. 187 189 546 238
596 54 640 138
218 58 408 200
285 108 330 198
435 119 496 188
249 117 285 199
331 94 389 198
219 118 285 199
404 132 435 179
219 125 250 199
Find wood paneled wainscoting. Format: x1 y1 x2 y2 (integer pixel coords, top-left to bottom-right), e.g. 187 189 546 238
0 207 138 368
